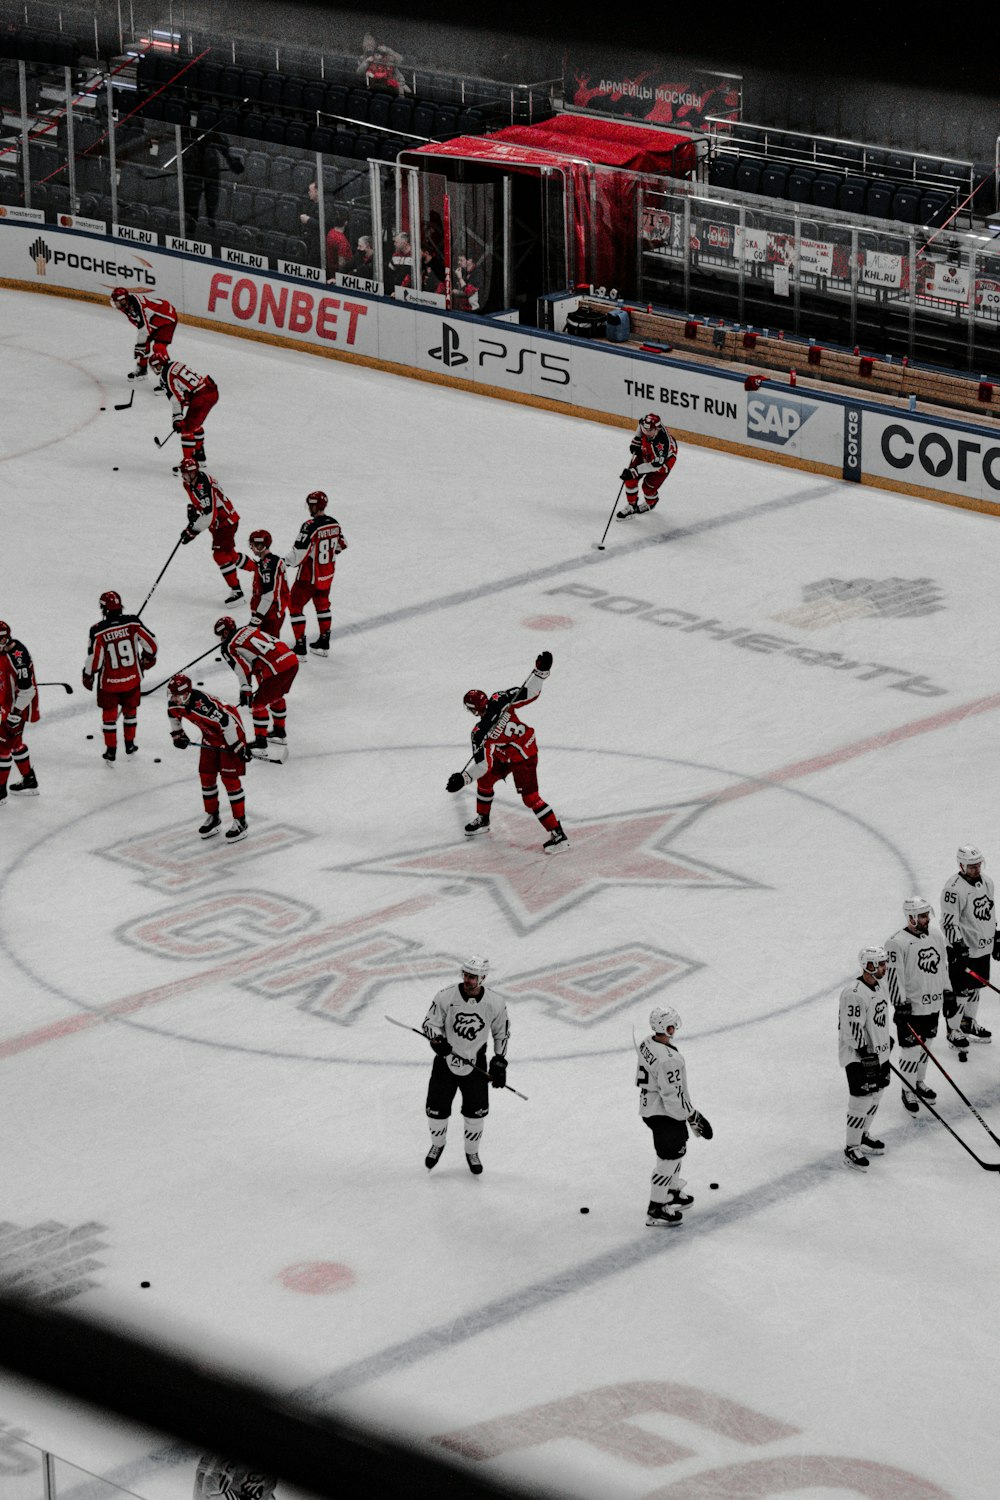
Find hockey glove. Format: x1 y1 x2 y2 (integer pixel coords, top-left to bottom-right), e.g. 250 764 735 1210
858 1052 882 1092
179 528 196 545
239 690 253 708
3 713 22 735
688 1109 713 1139
893 999 912 1016
429 1034 452 1057
535 651 553 673
172 417 183 432
993 930 1000 961
241 744 255 763
948 941 969 968
446 771 467 793
619 467 635 482
140 653 155 672
488 1056 507 1088
82 671 94 692
171 731 190 750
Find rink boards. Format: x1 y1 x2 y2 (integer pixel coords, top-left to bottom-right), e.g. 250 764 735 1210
3 217 1000 514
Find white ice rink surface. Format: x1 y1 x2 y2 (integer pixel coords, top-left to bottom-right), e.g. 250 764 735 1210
1 286 1000 1500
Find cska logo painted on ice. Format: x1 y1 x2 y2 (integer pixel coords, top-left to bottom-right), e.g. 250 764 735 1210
453 1011 486 1041
917 946 940 973
973 894 994 922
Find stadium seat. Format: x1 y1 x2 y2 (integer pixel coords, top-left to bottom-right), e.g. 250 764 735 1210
708 155 738 190
389 98 414 134
242 150 269 189
347 88 371 122
219 65 243 98
282 79 304 112
290 160 314 195
433 105 459 139
811 174 840 209
284 235 308 262
262 229 286 260
866 181 894 218
368 93 392 129
229 183 256 224
786 168 817 204
241 69 263 104
334 128 358 159
310 125 335 153
919 191 952 228
302 81 326 114
325 83 349 118
838 178 867 215
267 155 294 194
273 195 300 234
261 117 287 145
760 164 789 199
735 158 762 195
284 122 309 150
892 186 921 223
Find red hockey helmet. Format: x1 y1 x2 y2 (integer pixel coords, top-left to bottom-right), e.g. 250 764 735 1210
149 348 168 374
99 590 123 615
306 490 328 514
178 457 200 479
168 673 193 700
213 616 237 640
110 286 131 310
248 529 272 552
463 688 488 716
639 412 661 434
0 620 10 650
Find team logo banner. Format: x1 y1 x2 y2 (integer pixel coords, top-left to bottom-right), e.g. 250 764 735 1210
566 60 740 129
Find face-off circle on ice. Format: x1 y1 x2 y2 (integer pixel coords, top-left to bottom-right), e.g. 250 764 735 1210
0 745 914 1063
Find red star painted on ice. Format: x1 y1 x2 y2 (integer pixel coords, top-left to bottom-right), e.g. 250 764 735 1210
339 804 761 934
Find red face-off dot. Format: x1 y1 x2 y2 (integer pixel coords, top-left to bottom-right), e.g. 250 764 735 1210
520 615 575 631
278 1261 356 1294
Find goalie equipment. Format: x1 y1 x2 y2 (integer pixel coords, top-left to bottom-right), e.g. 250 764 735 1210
213 616 237 640
99 590 123 615
903 896 933 917
639 412 661 434
649 1005 680 1035
249 529 272 552
957 844 984 870
858 945 888 974
168 673 193 701
464 688 488 716
306 490 328 514
460 954 490 979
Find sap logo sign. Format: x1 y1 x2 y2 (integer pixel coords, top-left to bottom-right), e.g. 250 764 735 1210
747 394 818 446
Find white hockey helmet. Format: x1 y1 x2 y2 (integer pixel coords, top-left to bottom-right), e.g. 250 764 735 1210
903 896 933 918
649 1005 681 1035
858 945 888 974
460 954 490 979
957 845 984 870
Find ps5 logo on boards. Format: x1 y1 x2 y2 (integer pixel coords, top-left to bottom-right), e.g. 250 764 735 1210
747 391 819 446
429 323 468 367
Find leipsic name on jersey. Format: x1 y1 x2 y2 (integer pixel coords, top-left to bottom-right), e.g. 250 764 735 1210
86 615 157 693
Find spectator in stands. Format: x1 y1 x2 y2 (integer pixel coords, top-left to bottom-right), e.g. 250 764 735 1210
325 212 352 278
420 245 446 294
453 253 482 312
350 235 376 278
299 179 320 263
388 229 413 290
182 126 244 238
358 33 407 95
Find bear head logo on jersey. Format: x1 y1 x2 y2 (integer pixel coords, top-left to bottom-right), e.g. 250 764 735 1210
453 1011 485 1041
873 998 887 1028
973 895 994 923
917 947 940 974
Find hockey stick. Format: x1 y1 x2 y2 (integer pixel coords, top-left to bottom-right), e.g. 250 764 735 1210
114 388 134 411
592 481 625 551
966 965 1000 995
458 660 545 776
37 681 74 694
141 644 218 697
384 1014 528 1100
888 1061 1000 1171
907 1024 1000 1149
153 427 177 448
137 538 183 617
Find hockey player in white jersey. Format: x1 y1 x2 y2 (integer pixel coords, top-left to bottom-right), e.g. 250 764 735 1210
422 955 509 1175
940 845 996 1045
884 898 951 1113
635 1006 713 1227
838 946 892 1170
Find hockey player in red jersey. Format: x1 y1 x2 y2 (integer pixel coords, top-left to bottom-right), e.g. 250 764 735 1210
0 621 40 805
213 616 298 758
618 412 678 520
283 491 347 659
446 651 567 852
232 530 289 637
82 591 158 763
178 459 243 604
167 673 249 842
150 350 219 466
110 287 178 381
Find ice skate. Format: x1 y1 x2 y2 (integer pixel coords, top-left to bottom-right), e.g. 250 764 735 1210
948 1028 969 1056
646 1202 683 1227
102 747 116 765
542 822 568 853
224 817 248 843
199 812 222 839
0 787 7 809
843 1145 869 1170
128 366 148 381
861 1134 885 1155
309 633 330 657
293 639 307 659
124 741 138 755
962 1019 992 1042
901 1089 919 1114
914 1081 937 1102
224 587 244 605
667 1188 694 1207
9 771 39 796
616 502 650 519
464 816 491 838
466 1152 483 1175
425 1144 445 1170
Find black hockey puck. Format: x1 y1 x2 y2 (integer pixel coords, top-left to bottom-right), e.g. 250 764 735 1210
112 466 119 471
196 680 203 685
140 1281 150 1288
709 1182 719 1189
153 757 161 764
579 1207 589 1214
100 406 106 411
86 734 94 740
